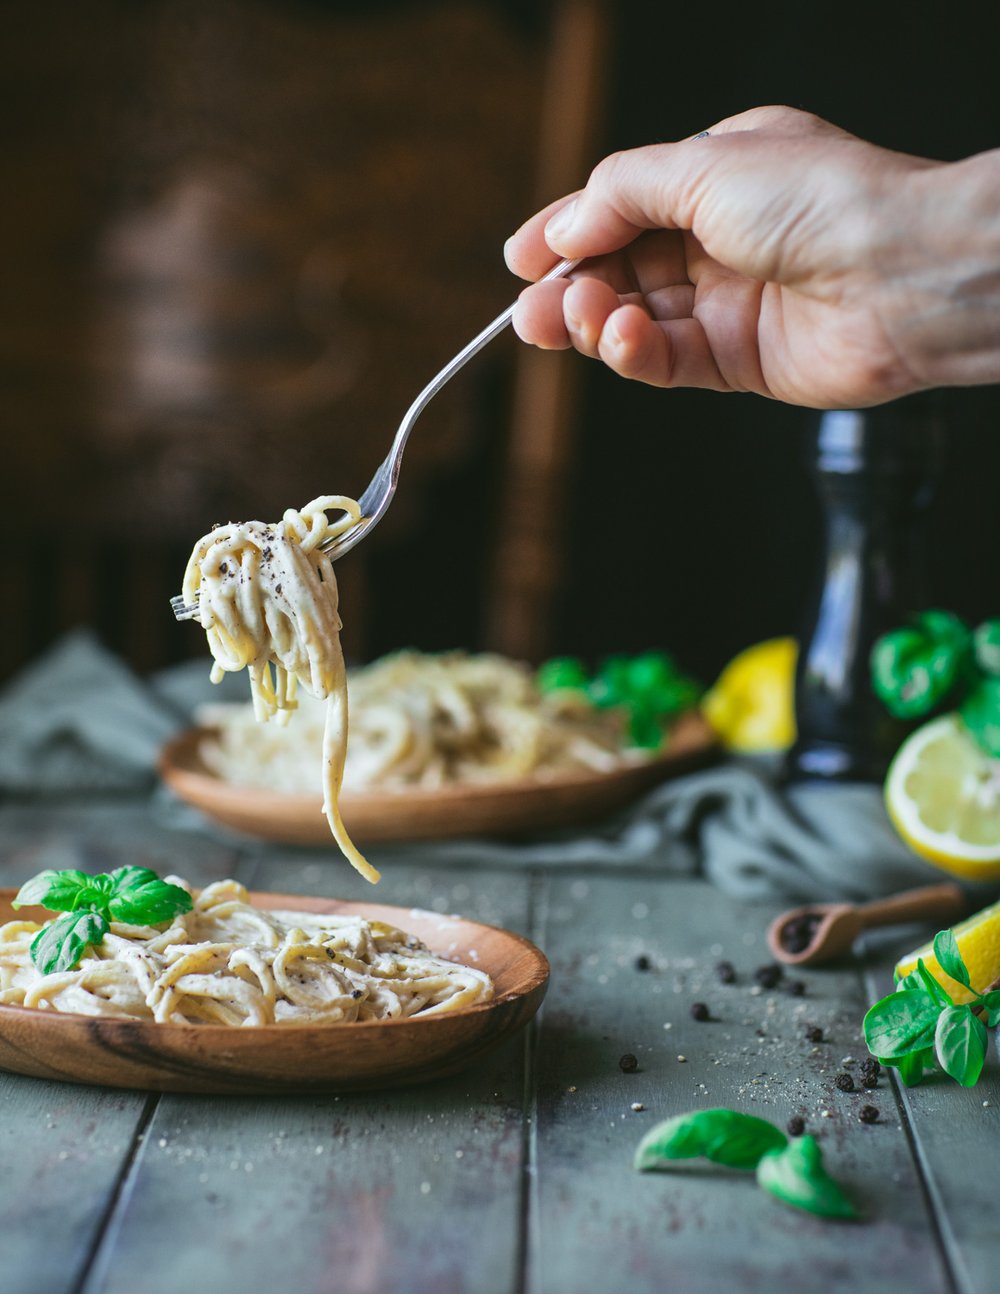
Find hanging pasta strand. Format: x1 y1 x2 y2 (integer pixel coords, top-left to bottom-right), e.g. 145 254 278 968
181 496 380 883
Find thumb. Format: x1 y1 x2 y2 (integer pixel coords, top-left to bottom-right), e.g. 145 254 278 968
542 143 707 259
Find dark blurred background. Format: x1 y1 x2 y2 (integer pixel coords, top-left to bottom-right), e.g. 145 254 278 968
2 0 998 688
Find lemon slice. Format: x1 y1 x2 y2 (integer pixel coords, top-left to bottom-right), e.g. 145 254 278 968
894 898 1000 1004
701 637 797 753
884 713 1000 881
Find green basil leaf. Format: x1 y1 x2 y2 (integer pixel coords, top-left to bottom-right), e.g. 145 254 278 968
918 610 971 647
587 657 631 709
910 962 952 1009
756 1136 857 1220
109 866 161 894
30 910 110 974
108 879 192 926
973 620 1000 677
932 931 971 990
870 622 967 720
12 869 93 912
959 679 1000 759
634 1108 787 1172
881 1047 935 1086
915 958 954 1008
627 705 664 750
536 657 589 695
863 989 941 1059
624 652 679 695
934 1005 988 1087
894 970 925 993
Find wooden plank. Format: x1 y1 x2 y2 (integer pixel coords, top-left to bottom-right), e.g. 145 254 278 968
862 960 1000 1294
0 800 241 890
0 1076 152 1294
0 800 246 1293
80 861 536 1294
526 873 952 1294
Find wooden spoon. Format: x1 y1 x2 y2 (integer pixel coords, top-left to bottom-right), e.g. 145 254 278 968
767 882 968 967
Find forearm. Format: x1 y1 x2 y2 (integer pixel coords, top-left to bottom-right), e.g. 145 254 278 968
882 150 1000 388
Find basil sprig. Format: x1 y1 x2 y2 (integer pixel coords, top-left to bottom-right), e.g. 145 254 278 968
756 1136 857 1220
863 931 999 1088
12 866 192 975
634 1108 856 1220
870 610 1000 757
538 651 702 750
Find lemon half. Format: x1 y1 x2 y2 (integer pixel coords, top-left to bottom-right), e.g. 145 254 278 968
884 713 1000 881
894 898 1000 1004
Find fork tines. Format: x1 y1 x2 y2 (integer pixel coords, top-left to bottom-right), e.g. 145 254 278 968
170 594 201 623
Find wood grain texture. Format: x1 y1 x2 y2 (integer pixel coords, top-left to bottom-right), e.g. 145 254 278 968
0 891 547 1095
3 799 995 1293
862 958 1000 1294
80 864 539 1294
525 874 952 1294
0 1075 152 1294
158 710 718 846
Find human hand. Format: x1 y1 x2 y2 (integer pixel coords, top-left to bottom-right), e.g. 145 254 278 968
505 107 1000 408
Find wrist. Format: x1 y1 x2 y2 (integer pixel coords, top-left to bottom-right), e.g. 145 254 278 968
880 150 1000 387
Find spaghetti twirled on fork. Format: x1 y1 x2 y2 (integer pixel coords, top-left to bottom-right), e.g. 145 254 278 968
181 495 378 882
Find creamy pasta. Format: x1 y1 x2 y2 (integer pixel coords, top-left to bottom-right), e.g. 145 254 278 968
182 495 379 882
0 879 493 1025
198 650 647 793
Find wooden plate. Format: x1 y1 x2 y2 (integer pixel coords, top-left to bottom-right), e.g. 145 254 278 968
158 710 717 846
0 891 548 1094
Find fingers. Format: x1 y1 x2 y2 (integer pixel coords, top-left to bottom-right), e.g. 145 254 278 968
511 277 730 391
598 306 729 391
511 279 573 349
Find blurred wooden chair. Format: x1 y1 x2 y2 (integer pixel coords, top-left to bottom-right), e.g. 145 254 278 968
0 0 607 683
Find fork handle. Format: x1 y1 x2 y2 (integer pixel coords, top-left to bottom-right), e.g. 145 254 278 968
375 258 581 494
328 256 582 562
409 256 581 415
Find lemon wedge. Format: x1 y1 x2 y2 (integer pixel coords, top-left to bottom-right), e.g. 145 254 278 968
884 713 1000 881
894 897 1000 1004
701 637 797 753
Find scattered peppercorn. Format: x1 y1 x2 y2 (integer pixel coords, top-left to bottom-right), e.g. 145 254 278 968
715 960 736 984
835 1072 855 1092
860 1057 881 1080
634 954 652 972
618 1053 639 1073
804 1025 824 1043
861 1071 879 1089
786 979 806 997
754 963 783 990
689 1002 710 1022
786 1116 806 1137
859 1105 879 1124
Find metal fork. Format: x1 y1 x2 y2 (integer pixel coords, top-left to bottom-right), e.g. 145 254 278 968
170 255 581 622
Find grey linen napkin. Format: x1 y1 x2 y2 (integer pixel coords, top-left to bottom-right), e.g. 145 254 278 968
365 762 947 903
0 633 965 903
0 631 182 793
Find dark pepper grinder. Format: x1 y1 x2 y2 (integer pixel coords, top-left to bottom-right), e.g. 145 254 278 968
785 395 945 784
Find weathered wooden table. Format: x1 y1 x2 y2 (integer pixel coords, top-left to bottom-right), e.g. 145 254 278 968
0 797 995 1294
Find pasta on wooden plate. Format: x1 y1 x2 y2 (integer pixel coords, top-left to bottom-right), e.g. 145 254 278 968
199 649 646 794
0 880 493 1026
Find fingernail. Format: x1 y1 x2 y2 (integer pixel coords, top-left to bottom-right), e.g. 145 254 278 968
503 236 515 266
544 198 578 246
